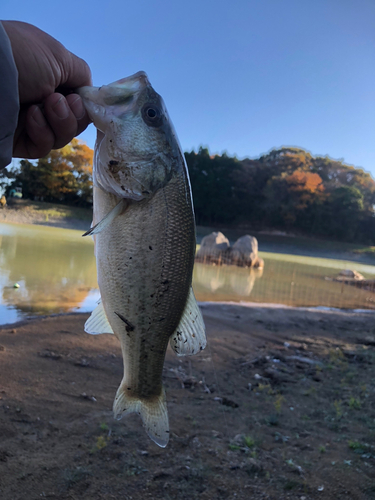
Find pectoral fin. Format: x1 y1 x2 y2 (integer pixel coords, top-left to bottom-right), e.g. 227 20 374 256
82 199 126 236
169 288 206 356
84 300 114 335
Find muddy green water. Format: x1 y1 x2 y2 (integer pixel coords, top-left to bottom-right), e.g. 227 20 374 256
0 223 374 325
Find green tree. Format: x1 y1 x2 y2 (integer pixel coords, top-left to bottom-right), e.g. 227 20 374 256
322 186 365 241
185 147 242 225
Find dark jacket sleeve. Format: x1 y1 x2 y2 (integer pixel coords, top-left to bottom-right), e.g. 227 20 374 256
0 21 19 169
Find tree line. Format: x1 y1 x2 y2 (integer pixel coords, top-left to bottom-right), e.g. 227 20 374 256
2 141 375 244
186 147 375 244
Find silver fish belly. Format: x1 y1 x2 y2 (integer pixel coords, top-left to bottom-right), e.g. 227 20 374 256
78 72 206 447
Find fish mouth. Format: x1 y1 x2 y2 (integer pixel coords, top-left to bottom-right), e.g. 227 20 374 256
77 71 150 127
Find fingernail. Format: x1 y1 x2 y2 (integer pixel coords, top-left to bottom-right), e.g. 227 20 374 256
31 106 47 127
69 96 86 120
53 96 69 119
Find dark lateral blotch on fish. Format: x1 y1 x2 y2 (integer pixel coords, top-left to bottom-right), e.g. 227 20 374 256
114 311 135 332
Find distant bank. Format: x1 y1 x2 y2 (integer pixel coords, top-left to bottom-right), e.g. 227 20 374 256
0 199 92 231
0 199 374 264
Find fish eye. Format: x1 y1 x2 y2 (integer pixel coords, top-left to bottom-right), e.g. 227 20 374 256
141 104 163 127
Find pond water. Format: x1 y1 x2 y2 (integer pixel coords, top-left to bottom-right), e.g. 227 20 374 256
0 223 99 325
0 222 374 325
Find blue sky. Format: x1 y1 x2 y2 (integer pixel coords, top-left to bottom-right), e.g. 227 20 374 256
3 0 375 177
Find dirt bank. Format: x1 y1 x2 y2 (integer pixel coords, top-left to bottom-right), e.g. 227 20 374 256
0 304 375 499
0 199 92 231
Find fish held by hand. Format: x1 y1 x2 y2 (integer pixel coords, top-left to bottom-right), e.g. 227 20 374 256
78 72 206 447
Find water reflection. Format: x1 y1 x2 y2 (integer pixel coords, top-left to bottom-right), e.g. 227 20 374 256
0 223 97 323
193 256 375 310
0 222 374 325
193 262 263 297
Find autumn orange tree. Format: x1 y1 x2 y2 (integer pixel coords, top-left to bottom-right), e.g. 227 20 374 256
262 169 325 227
4 139 93 206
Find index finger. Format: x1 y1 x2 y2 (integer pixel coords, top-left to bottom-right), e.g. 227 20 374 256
60 52 92 92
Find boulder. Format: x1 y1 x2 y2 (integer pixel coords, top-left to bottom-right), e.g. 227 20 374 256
196 232 230 263
195 232 264 268
338 270 364 280
230 235 259 267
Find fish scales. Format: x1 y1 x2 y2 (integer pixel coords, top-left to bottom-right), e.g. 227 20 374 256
78 71 206 447
95 175 195 397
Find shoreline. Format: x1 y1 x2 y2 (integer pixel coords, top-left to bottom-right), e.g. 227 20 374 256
0 200 92 231
2 299 375 331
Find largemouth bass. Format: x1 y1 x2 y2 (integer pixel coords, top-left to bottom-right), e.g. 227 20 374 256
78 72 206 447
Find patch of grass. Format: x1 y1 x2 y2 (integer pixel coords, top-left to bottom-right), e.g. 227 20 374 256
329 348 346 368
11 199 92 222
319 445 326 453
258 383 274 395
353 246 375 256
348 397 361 410
348 440 371 454
99 422 109 432
228 444 242 451
228 435 258 452
274 394 285 414
91 435 108 452
244 435 256 449
333 400 343 419
341 371 356 384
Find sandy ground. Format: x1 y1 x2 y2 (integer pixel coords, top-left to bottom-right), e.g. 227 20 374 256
0 304 375 499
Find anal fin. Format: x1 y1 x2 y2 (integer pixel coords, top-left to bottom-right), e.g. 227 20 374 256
84 300 114 335
169 287 206 356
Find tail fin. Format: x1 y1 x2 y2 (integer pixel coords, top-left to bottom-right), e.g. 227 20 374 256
113 385 169 448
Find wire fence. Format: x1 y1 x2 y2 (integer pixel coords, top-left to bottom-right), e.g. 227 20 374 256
193 232 375 310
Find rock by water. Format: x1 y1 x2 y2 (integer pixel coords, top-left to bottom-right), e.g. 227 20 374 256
196 231 264 268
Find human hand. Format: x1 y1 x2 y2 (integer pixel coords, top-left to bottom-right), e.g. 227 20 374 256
2 21 92 159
